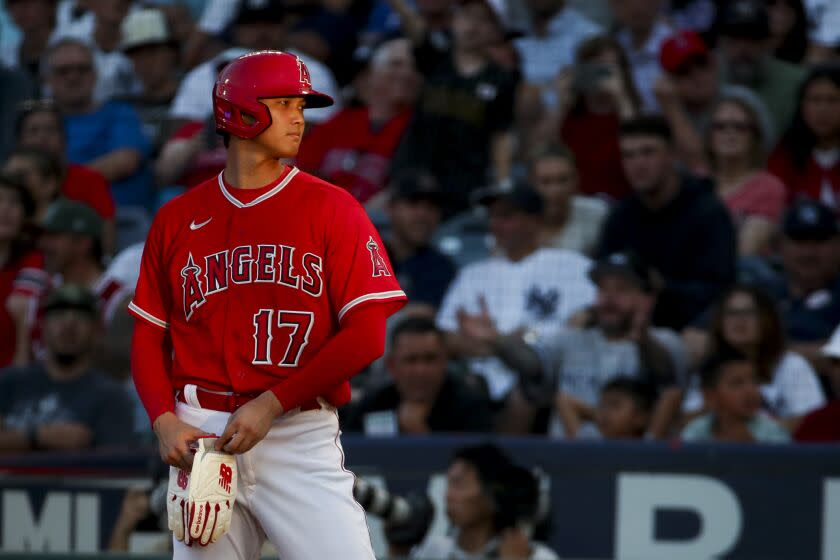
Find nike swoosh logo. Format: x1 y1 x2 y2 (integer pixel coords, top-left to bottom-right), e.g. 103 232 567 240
190 218 212 231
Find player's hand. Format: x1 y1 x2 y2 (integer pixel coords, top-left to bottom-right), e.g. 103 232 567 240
215 392 282 454
36 422 94 450
154 412 210 470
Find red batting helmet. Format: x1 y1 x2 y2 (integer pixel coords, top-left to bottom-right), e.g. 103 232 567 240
213 50 334 139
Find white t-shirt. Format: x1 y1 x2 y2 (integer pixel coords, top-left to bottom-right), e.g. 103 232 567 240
169 49 340 124
806 0 840 46
682 351 827 418
103 242 144 292
413 535 560 560
437 247 596 400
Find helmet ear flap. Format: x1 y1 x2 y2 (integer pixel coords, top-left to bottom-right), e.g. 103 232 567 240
213 84 273 139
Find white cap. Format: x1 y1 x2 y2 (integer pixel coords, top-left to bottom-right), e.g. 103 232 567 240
822 324 840 358
120 9 173 52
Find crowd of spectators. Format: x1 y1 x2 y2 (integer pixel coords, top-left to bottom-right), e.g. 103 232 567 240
1 0 840 455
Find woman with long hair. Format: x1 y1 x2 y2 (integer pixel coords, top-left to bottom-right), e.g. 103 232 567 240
705 91 785 255
767 0 810 64
768 64 840 212
682 285 826 431
0 173 46 367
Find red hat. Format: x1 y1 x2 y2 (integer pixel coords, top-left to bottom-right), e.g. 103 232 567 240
659 30 709 74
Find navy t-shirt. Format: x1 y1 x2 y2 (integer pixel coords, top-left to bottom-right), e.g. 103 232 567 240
0 364 135 447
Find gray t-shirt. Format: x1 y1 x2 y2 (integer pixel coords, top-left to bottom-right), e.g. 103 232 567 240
536 327 689 406
0 364 135 447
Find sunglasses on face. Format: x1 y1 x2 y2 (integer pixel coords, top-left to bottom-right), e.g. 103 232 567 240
712 120 753 133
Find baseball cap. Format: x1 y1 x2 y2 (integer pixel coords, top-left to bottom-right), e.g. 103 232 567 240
660 30 709 74
120 9 175 52
390 170 447 205
782 199 839 241
718 0 770 40
234 0 287 25
42 284 98 316
42 199 103 238
589 251 653 292
823 324 840 359
476 181 544 215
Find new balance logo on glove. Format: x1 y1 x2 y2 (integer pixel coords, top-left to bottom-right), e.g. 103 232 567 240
219 464 233 492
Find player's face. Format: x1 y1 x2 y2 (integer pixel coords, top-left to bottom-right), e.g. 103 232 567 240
705 362 762 421
619 135 673 196
594 275 640 335
596 391 648 439
0 187 25 241
445 461 495 529
387 332 448 403
257 97 306 159
42 308 98 359
531 156 577 220
17 111 65 156
720 291 761 350
388 198 442 249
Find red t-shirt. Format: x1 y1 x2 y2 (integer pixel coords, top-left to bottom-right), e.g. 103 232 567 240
561 109 631 201
722 171 787 223
62 164 116 219
128 167 406 399
0 250 47 368
295 107 413 203
794 400 840 442
768 144 840 210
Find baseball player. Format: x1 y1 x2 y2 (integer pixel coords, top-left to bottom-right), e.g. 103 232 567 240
128 51 407 559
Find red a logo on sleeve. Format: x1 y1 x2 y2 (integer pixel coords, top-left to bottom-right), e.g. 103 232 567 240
367 236 391 278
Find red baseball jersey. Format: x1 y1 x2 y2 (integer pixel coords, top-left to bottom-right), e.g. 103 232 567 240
128 166 407 397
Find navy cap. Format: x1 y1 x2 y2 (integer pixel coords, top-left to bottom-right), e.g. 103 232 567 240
783 199 839 241
476 182 544 215
589 251 654 292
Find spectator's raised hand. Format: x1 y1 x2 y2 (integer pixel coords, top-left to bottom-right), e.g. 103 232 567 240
653 73 680 109
456 296 499 353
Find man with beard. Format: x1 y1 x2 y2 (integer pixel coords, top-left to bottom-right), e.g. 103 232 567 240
0 284 134 452
717 0 805 136
458 251 688 438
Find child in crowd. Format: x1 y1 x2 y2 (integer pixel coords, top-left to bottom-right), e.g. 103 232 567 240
558 376 655 439
682 352 790 443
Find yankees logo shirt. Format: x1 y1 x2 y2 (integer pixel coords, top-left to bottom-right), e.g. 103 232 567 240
128 166 406 397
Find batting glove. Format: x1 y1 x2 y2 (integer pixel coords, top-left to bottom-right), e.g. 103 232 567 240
166 465 191 543
186 437 238 546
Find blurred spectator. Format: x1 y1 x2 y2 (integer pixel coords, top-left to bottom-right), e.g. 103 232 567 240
169 2 340 126
611 0 673 112
43 37 153 209
795 323 840 441
409 443 558 560
682 350 791 443
343 317 493 434
513 0 602 109
529 143 607 254
667 0 717 32
0 284 134 452
118 8 182 156
384 171 456 310
717 0 806 136
0 174 46 368
3 147 64 223
389 0 519 214
14 101 116 252
39 199 131 325
460 250 687 438
52 0 141 103
805 0 840 62
1 0 55 84
597 116 736 330
553 35 640 200
295 38 420 205
705 92 785 255
438 183 596 430
0 65 35 163
767 0 810 64
768 65 840 212
682 285 826 431
559 376 656 439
